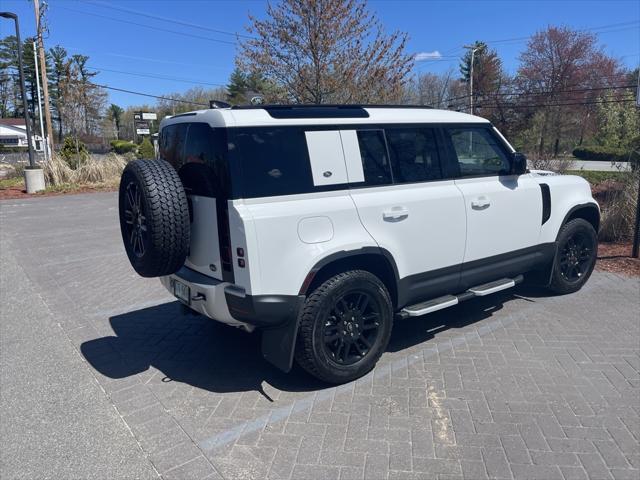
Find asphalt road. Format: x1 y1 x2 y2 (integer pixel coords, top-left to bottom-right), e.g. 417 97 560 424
1 192 639 480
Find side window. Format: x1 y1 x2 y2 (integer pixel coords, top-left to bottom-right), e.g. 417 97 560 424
231 127 314 198
446 127 511 177
386 128 442 183
159 123 187 169
356 130 392 185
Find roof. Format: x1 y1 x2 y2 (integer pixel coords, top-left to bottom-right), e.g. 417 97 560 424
0 118 26 126
160 105 490 129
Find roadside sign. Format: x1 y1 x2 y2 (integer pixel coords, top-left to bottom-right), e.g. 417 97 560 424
134 112 157 121
135 120 151 135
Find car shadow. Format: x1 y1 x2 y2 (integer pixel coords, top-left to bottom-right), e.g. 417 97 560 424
81 286 539 396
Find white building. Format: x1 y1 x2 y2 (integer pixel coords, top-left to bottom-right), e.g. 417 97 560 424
0 118 44 151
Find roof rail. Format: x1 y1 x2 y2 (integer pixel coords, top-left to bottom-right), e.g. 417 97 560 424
230 103 435 118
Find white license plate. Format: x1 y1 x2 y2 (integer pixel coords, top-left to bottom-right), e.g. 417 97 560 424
172 279 190 304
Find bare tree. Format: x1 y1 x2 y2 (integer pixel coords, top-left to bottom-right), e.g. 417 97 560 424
517 26 621 156
238 0 414 104
403 69 466 109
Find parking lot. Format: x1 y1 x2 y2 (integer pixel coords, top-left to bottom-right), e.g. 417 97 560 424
1 192 639 480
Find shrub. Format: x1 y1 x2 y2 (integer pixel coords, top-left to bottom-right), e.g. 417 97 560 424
59 136 89 168
599 170 639 242
110 140 138 155
137 137 155 159
572 145 637 164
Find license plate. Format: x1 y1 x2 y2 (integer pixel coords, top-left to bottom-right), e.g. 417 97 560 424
172 279 190 305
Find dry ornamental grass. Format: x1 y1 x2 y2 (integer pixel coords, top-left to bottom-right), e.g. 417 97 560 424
43 153 127 187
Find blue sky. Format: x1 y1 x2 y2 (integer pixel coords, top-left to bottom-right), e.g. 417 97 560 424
1 0 639 107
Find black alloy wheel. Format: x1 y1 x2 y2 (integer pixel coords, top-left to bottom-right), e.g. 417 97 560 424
558 230 594 283
118 159 190 277
322 291 381 366
548 218 598 295
123 181 147 258
295 270 393 384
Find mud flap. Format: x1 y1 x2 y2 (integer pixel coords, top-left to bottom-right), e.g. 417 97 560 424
260 296 305 372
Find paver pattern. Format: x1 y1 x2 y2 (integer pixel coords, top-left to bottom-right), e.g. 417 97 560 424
1 192 639 480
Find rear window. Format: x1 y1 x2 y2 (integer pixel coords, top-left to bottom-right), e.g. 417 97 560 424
159 122 231 198
230 127 315 198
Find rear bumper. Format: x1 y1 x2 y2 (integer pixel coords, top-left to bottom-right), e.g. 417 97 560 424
162 266 304 328
224 288 305 328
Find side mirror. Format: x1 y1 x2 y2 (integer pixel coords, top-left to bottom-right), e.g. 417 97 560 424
511 152 527 175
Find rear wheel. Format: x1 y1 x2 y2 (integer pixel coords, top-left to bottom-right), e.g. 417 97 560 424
295 270 393 384
548 218 598 294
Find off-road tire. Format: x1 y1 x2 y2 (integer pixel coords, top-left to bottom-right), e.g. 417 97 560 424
118 159 190 277
548 218 598 295
295 270 393 384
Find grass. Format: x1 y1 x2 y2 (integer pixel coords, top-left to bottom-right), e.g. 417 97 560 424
565 170 628 184
0 177 23 189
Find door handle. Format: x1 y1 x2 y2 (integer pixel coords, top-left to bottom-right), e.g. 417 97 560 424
383 207 409 221
471 196 491 210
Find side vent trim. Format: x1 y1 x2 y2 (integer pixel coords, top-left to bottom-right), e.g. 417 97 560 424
540 183 551 225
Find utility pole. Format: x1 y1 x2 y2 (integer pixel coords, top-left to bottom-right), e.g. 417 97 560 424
33 41 48 162
463 44 482 115
33 0 54 156
631 68 640 258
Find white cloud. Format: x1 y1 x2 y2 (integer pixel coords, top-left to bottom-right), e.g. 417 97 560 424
414 50 442 62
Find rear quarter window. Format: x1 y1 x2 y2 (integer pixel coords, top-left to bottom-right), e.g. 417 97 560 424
230 127 315 198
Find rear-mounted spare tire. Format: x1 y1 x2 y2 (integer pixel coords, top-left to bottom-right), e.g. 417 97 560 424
118 159 190 278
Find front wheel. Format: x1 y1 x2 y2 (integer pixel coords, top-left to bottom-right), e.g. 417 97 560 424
548 218 598 294
295 270 393 384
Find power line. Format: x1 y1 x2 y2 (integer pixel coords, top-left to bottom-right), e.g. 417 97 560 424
88 82 209 107
484 21 640 46
461 83 636 102
55 5 237 46
475 98 637 109
86 0 255 40
85 66 227 88
416 20 640 71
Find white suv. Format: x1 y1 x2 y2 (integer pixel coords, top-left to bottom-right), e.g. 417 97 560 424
118 105 599 383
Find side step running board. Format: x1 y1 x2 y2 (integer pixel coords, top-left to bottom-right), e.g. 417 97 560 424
402 295 458 317
468 277 516 296
400 275 523 318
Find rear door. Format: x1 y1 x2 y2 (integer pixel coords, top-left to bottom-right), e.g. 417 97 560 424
159 122 226 280
443 126 542 287
343 126 467 307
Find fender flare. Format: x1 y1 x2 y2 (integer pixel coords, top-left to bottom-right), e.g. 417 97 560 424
298 246 400 297
559 202 600 236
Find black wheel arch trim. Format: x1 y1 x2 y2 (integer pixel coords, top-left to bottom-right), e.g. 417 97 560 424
298 247 401 301
560 202 600 234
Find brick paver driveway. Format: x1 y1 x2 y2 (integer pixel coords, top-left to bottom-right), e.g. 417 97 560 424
1 192 639 480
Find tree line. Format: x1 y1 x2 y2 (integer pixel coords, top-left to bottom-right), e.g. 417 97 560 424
1 0 637 159
0 36 107 147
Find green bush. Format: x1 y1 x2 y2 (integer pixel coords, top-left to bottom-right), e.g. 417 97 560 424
59 136 89 168
110 140 138 155
137 137 155 159
572 145 638 164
